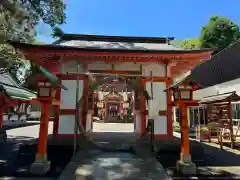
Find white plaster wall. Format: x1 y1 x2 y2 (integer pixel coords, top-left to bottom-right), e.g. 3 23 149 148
59 79 83 134
193 86 219 100
142 63 166 77
145 114 168 135
61 61 84 74
114 62 141 71
60 80 83 109
216 78 240 94
154 116 168 135
145 81 168 135
58 115 76 134
88 61 112 70
145 82 167 111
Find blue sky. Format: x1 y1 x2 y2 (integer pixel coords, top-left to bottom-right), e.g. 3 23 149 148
37 0 240 43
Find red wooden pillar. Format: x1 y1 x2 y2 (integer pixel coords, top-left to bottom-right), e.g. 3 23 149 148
140 78 147 136
0 93 5 128
166 78 173 137
0 107 3 129
180 104 190 161
35 103 50 161
177 102 196 174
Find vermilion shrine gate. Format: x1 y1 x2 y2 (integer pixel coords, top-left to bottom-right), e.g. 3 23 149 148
10 34 214 174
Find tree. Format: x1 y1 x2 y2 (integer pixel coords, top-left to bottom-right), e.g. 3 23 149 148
170 38 200 49
0 0 66 83
52 27 64 39
179 38 200 49
199 15 240 52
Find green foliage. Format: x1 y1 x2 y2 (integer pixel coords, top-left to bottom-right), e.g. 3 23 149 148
52 27 64 38
0 0 66 83
180 38 200 49
0 43 23 67
169 40 182 49
199 15 240 52
170 38 200 49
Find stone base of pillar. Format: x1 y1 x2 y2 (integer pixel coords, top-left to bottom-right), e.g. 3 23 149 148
0 128 7 143
30 160 51 175
30 154 51 175
176 160 196 175
176 153 196 175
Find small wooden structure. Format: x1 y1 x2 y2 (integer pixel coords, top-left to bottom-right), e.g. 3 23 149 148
199 91 240 149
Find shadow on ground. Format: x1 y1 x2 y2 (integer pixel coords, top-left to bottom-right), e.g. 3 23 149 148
0 133 74 179
1 132 240 179
155 136 240 178
0 143 73 179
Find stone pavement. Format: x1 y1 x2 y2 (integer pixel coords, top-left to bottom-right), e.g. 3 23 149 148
57 133 171 180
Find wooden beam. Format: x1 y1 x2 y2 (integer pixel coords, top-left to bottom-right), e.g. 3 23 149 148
21 47 213 59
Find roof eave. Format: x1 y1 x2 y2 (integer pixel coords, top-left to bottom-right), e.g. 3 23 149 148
61 33 175 44
8 41 216 54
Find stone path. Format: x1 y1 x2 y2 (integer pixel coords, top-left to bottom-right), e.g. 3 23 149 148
57 131 171 180
74 151 170 180
92 122 134 132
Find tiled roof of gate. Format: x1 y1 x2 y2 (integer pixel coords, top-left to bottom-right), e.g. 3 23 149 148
58 40 181 51
54 33 181 51
9 33 216 54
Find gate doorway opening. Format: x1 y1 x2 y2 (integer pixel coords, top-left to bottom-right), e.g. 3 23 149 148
90 74 137 134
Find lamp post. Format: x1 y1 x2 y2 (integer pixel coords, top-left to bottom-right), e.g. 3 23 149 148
170 85 196 175
30 81 56 175
172 85 193 102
